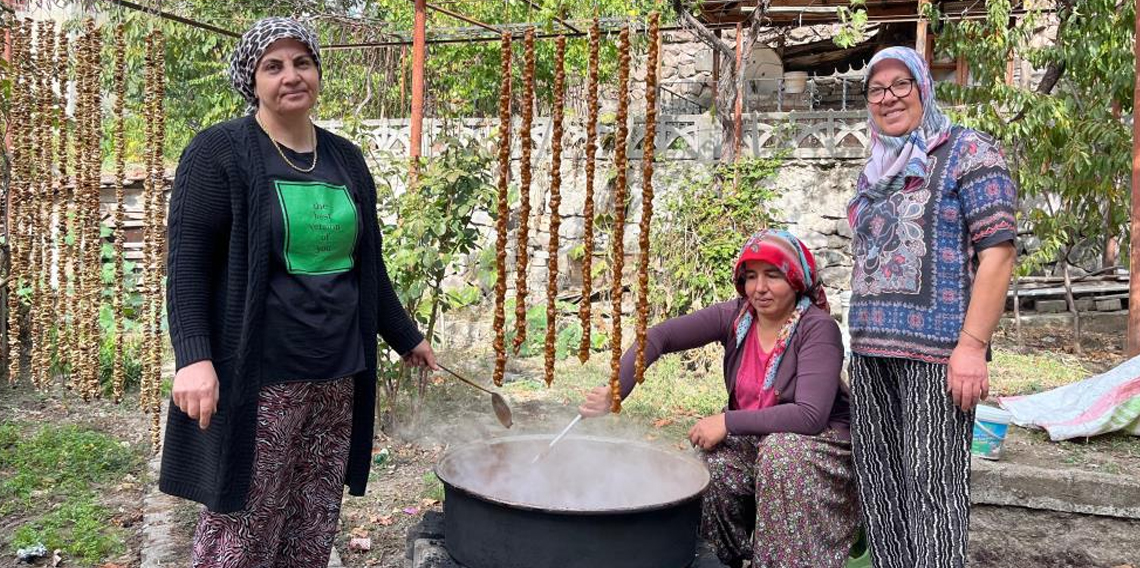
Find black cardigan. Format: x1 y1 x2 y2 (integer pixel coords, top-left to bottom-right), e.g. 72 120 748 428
159 115 424 513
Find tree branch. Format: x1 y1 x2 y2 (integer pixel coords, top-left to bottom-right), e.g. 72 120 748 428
670 0 733 60
1008 0 1073 123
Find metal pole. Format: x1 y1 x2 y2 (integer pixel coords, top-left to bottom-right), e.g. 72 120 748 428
1128 6 1140 356
410 0 427 180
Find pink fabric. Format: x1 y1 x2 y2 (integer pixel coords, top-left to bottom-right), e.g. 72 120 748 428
734 323 778 410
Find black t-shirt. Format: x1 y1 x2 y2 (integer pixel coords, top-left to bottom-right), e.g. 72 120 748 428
258 128 366 384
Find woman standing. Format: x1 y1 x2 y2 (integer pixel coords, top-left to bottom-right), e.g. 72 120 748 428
847 46 1017 568
580 230 860 568
160 18 438 567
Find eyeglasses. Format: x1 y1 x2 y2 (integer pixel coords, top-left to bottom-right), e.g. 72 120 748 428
865 79 916 104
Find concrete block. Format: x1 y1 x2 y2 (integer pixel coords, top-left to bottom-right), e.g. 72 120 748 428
1096 298 1123 312
1034 299 1068 313
1075 297 1095 312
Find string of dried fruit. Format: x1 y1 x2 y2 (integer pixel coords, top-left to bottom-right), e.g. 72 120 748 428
25 21 45 388
66 26 90 393
53 27 71 377
492 32 512 387
6 20 32 386
544 35 567 387
609 25 632 414
111 22 128 404
146 29 169 448
634 13 660 386
58 28 82 381
78 20 104 400
577 19 601 364
137 29 156 423
511 28 536 355
31 21 58 389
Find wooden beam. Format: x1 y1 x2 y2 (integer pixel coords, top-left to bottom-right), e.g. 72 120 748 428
915 0 929 60
1128 6 1140 356
425 2 499 34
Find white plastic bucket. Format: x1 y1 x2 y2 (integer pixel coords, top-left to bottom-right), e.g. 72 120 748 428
783 71 808 94
972 405 1013 460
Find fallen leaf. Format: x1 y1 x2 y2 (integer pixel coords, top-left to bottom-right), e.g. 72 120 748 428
377 515 395 526
100 564 126 568
350 525 369 538
652 418 674 429
348 537 372 552
420 498 440 507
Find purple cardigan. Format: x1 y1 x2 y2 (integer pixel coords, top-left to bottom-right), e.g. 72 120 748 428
619 299 851 439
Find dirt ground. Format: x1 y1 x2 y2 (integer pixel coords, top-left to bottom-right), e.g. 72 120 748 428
0 387 149 568
3 322 1140 567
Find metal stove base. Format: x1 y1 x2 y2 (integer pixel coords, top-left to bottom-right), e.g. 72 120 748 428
405 511 728 568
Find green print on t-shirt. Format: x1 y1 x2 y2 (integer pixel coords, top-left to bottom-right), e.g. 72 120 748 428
274 180 359 275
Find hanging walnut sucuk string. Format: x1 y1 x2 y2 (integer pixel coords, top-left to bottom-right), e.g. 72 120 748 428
6 20 32 386
149 29 169 449
635 13 660 385
139 29 157 423
544 35 567 387
609 25 632 414
577 19 601 364
492 32 512 387
512 28 537 355
111 22 128 404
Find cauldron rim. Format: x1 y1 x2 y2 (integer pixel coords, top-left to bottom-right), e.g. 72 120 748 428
434 434 711 515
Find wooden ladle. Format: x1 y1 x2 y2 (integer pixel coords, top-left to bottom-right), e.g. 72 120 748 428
437 363 513 429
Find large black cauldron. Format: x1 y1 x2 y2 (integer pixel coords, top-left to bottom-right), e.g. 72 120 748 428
434 435 710 568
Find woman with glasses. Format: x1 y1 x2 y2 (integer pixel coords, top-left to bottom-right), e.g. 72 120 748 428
847 46 1017 568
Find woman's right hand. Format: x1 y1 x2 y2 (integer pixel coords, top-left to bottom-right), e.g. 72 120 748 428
172 360 220 430
578 385 614 418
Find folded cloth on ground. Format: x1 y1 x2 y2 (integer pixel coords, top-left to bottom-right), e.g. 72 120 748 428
998 355 1140 441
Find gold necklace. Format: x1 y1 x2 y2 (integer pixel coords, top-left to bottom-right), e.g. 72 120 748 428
256 113 318 173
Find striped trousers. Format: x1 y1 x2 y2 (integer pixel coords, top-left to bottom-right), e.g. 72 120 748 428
848 355 973 568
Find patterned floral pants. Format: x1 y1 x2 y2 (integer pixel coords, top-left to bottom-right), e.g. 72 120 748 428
699 431 860 568
191 378 355 568
849 355 973 568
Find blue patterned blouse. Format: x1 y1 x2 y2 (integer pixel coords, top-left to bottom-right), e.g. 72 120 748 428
848 126 1018 364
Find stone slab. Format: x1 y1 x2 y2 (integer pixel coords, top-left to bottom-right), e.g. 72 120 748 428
971 457 1140 520
1096 298 1123 312
1035 299 1069 313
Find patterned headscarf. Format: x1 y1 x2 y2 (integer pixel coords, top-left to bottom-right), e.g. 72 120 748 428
731 229 828 390
848 46 953 227
229 17 322 111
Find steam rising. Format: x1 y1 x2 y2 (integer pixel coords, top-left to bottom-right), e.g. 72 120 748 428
435 435 710 512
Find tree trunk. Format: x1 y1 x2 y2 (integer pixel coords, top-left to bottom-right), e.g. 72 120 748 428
1061 255 1082 354
671 0 770 163
1012 272 1021 340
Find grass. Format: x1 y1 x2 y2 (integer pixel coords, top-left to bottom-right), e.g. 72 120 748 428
988 348 1089 397
421 471 445 502
0 420 144 565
